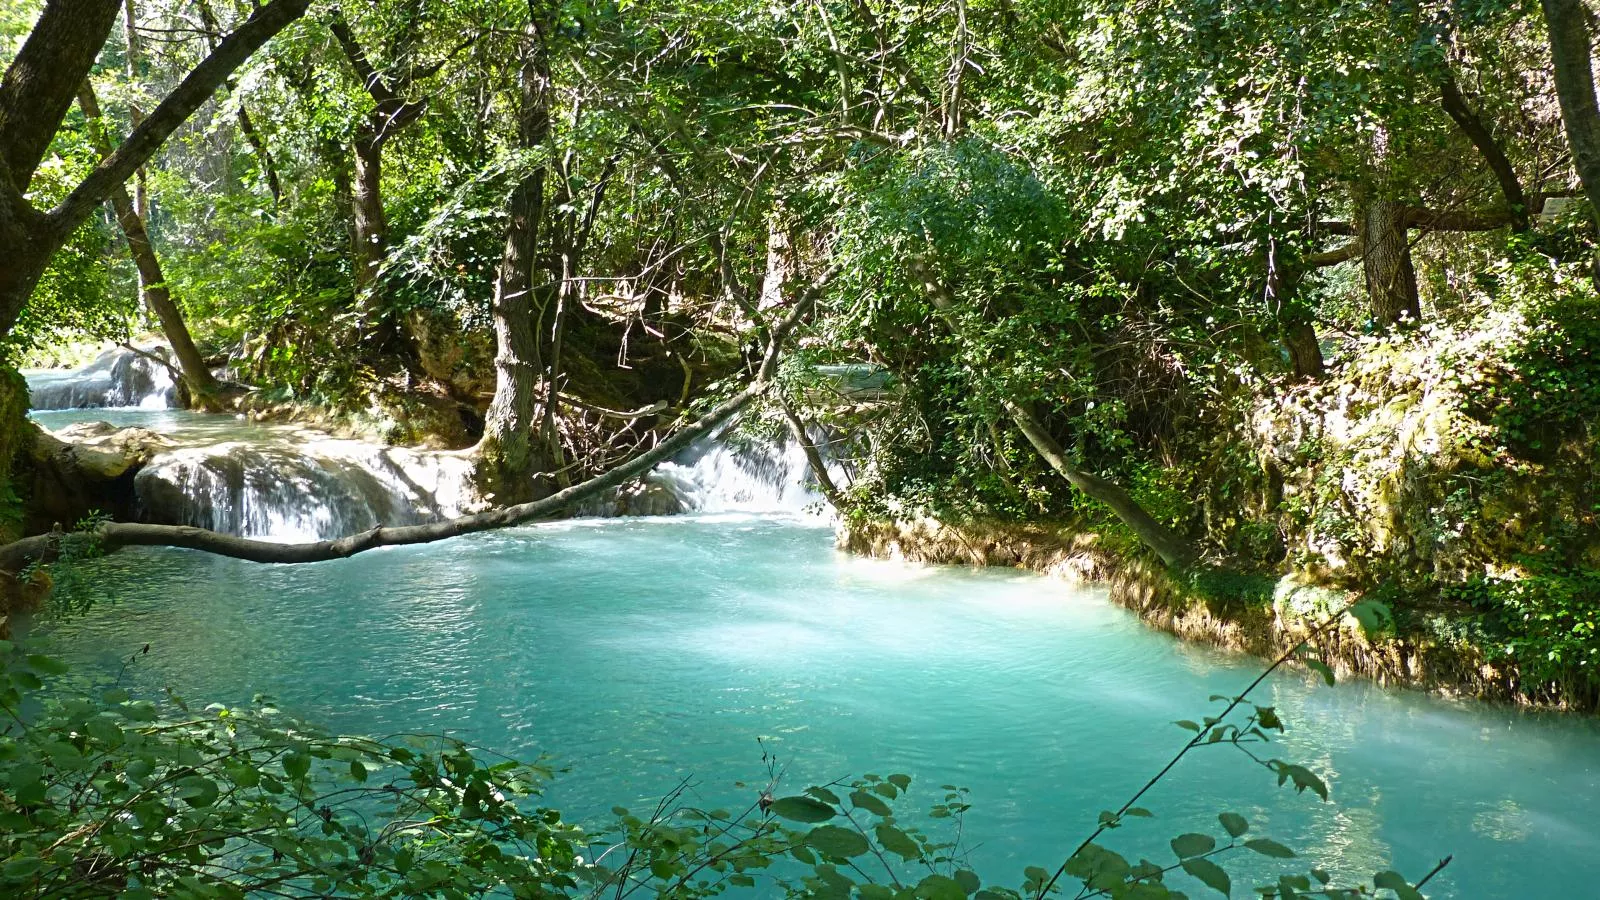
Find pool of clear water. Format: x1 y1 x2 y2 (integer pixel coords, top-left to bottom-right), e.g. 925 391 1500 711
32 516 1600 898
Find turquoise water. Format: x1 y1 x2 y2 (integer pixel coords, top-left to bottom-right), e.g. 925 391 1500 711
34 516 1600 897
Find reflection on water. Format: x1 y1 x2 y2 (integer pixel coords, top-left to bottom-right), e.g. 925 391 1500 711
31 517 1600 898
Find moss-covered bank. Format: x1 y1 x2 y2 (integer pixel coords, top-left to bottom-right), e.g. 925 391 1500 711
840 517 1597 711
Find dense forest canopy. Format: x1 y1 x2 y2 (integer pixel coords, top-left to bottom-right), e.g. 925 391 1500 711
0 0 1595 580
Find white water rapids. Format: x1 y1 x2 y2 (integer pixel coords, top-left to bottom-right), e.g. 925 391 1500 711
25 348 838 541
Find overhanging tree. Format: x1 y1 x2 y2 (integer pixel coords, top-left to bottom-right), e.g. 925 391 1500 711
0 0 312 344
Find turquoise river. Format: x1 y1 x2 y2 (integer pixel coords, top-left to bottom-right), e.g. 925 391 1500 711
31 515 1600 898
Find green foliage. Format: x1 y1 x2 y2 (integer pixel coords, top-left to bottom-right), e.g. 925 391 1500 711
1446 555 1600 696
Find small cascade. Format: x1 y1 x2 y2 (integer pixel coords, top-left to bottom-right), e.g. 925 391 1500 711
134 440 477 542
645 428 847 515
25 346 177 410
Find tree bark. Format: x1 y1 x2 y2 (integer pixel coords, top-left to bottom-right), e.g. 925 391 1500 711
0 265 838 572
79 83 223 410
1357 196 1420 325
329 12 427 351
779 399 846 509
350 128 389 297
1541 0 1600 278
1266 247 1323 379
1440 70 1530 231
0 0 123 194
1004 400 1199 569
0 0 311 342
474 13 552 506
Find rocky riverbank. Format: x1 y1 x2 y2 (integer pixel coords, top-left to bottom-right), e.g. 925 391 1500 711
840 517 1596 711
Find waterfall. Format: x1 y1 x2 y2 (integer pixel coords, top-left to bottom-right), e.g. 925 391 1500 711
25 346 177 410
642 427 847 515
133 439 477 543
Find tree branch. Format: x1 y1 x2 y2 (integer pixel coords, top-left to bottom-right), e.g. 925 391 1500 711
47 0 311 236
1440 71 1530 230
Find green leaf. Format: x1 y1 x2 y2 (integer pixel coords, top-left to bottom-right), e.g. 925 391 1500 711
1181 857 1231 896
283 751 311 780
25 654 69 675
913 873 968 900
805 786 841 805
1243 839 1294 859
875 822 921 860
1304 658 1336 687
175 775 219 808
807 824 871 858
349 759 368 782
850 788 892 817
1175 720 1201 732
1348 600 1393 636
1171 833 1216 859
887 774 912 790
769 795 836 823
1373 871 1423 900
3 856 43 879
1218 812 1248 837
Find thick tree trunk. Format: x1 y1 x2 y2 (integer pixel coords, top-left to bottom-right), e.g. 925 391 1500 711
475 16 551 506
0 0 123 193
1266 251 1323 379
79 84 223 410
1357 197 1420 325
328 14 427 353
1282 319 1325 379
1541 0 1600 278
0 0 311 342
351 128 388 299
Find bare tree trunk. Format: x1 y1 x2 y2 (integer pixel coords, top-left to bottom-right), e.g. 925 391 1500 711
1266 251 1323 379
0 0 124 194
1541 0 1600 280
1005 400 1199 569
1440 70 1530 230
474 13 551 506
351 127 388 299
122 0 148 218
328 13 427 352
779 399 845 509
79 83 223 410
